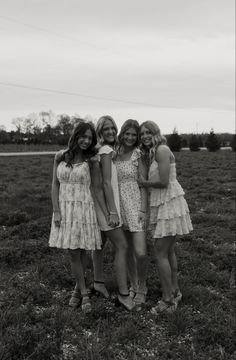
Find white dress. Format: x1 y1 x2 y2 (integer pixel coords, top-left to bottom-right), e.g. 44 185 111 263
49 161 102 250
149 160 193 238
94 145 122 231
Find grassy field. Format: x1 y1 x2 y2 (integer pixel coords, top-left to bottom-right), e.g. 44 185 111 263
0 151 235 360
0 144 61 152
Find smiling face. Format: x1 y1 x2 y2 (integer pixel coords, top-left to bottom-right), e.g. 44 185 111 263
101 119 117 145
77 129 93 151
123 127 138 148
140 125 153 148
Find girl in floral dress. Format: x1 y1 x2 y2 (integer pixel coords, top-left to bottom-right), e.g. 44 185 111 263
139 121 193 314
49 120 103 313
115 119 148 306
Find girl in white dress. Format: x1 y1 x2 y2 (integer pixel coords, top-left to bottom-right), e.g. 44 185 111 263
92 115 135 311
115 119 148 306
49 120 103 313
139 121 193 314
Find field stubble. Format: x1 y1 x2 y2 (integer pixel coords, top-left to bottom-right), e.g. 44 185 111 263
0 150 235 360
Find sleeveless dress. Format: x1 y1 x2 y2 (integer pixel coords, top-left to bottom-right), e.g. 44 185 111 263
49 161 102 250
149 160 193 238
94 145 122 231
115 148 144 232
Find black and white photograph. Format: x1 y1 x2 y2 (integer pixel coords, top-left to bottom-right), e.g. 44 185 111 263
0 1 235 359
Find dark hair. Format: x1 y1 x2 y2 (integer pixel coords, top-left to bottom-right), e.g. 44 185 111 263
118 119 140 150
61 120 97 166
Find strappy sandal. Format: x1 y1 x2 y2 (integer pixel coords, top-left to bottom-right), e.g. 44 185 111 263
134 286 147 304
151 299 177 315
81 294 92 313
129 285 138 299
69 289 80 308
115 292 135 311
173 289 182 304
89 280 110 299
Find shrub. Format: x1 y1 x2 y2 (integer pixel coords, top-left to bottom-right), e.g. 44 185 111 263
205 130 221 151
167 130 182 152
189 134 200 151
230 134 236 151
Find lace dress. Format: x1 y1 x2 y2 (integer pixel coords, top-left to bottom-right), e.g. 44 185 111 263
115 149 144 232
149 160 193 238
49 161 102 250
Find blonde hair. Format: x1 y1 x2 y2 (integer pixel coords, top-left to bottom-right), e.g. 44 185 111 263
139 121 167 162
96 115 118 146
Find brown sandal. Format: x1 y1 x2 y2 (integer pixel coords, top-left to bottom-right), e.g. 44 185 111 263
69 290 80 308
151 299 177 315
81 294 92 313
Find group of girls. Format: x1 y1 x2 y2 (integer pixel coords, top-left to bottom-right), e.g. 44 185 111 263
49 116 193 314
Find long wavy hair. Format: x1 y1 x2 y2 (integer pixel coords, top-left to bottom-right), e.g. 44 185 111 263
117 119 139 154
96 115 118 146
139 121 167 163
59 120 97 167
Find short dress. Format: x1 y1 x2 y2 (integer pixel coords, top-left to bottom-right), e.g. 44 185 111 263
149 160 193 238
115 148 144 232
49 161 102 250
94 145 122 231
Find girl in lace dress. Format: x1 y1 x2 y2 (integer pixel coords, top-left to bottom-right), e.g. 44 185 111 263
115 119 148 307
139 121 193 314
49 120 103 313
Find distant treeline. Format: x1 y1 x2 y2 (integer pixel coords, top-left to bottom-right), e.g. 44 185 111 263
0 113 235 151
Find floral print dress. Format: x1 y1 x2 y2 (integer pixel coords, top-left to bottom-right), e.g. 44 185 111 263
115 148 144 232
49 161 102 250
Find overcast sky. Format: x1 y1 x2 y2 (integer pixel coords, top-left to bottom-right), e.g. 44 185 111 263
0 0 235 133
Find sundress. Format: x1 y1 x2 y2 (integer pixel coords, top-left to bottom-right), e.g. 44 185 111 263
94 145 122 231
149 160 193 238
115 148 144 232
49 161 102 250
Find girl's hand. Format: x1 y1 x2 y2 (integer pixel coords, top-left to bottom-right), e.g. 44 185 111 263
90 154 100 163
138 210 146 223
138 175 146 187
108 213 120 228
54 211 61 227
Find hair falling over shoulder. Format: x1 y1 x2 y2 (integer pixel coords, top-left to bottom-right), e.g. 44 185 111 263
139 120 167 164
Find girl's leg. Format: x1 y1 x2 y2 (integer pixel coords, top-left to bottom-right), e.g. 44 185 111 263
154 236 174 302
69 249 87 295
107 228 134 310
168 237 179 292
132 231 147 292
168 238 182 302
68 249 91 312
92 232 107 282
124 230 138 297
92 232 109 298
107 228 129 294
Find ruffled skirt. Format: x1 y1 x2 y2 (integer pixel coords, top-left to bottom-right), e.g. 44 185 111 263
49 185 102 250
149 181 193 238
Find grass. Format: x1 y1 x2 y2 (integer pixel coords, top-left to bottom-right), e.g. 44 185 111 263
0 144 61 152
0 150 235 359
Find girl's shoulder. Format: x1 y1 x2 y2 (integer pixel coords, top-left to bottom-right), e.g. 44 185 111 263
131 147 142 162
155 144 172 161
55 149 66 163
98 145 114 156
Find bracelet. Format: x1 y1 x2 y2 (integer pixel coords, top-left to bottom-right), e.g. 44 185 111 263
109 211 118 215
